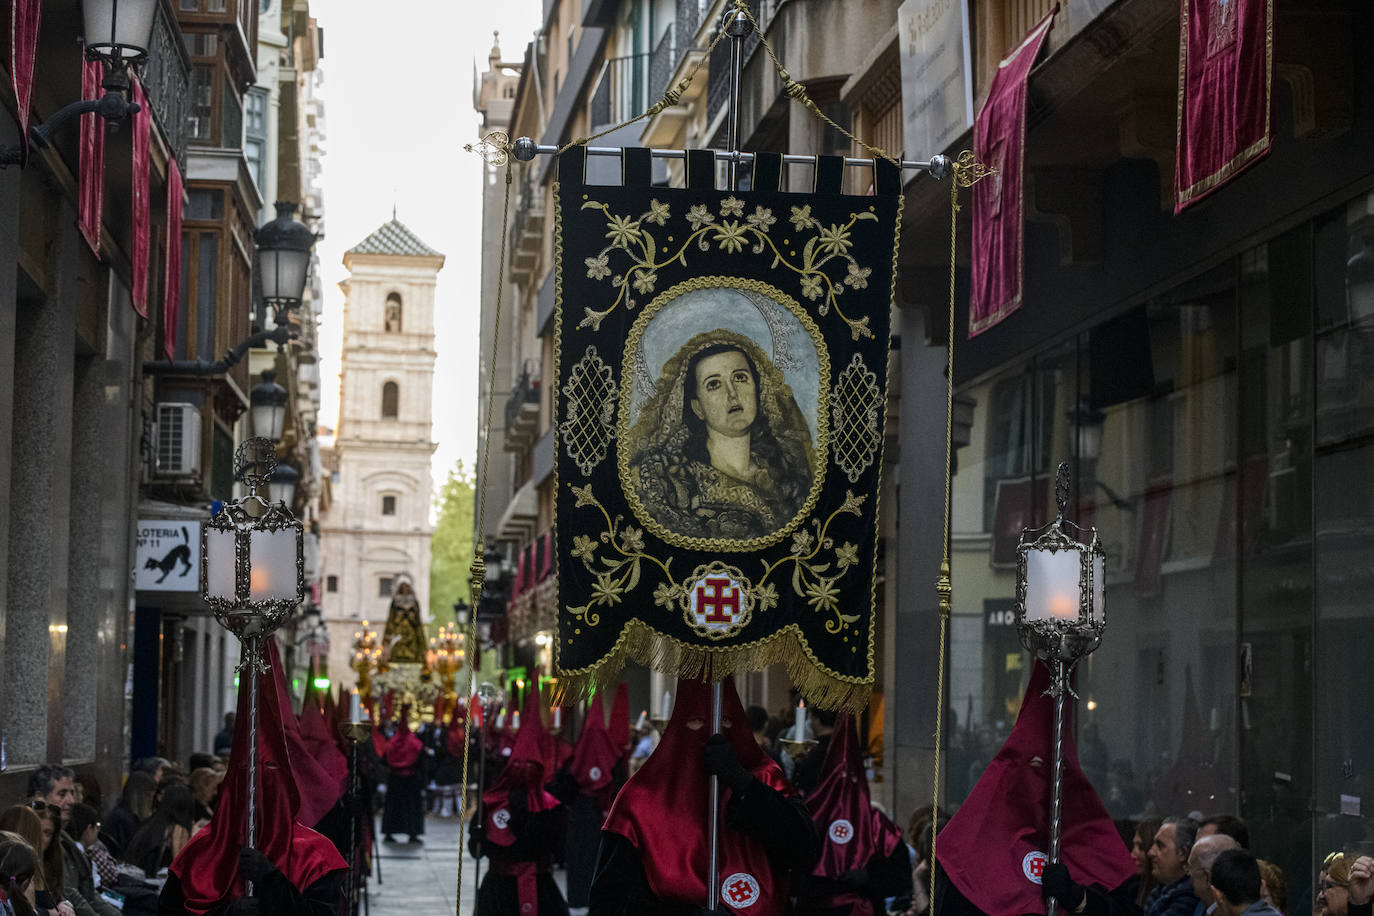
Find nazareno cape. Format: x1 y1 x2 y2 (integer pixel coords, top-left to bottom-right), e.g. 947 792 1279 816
793 710 910 915
162 640 346 915
934 662 1136 916
470 688 569 916
590 676 818 916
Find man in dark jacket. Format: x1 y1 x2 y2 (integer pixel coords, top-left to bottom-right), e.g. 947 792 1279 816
1144 818 1200 916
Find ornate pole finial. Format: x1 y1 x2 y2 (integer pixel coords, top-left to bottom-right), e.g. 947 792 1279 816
1055 461 1070 523
952 149 997 189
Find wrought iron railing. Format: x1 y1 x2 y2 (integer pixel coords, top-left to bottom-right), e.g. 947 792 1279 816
650 24 679 106
143 0 191 163
504 363 542 433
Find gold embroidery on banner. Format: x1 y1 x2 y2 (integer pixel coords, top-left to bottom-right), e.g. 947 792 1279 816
616 277 831 553
832 353 881 484
560 346 617 476
576 196 882 341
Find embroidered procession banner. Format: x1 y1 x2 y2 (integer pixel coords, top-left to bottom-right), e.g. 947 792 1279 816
553 147 903 708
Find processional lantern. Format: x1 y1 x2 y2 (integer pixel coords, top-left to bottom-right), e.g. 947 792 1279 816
1013 461 1106 916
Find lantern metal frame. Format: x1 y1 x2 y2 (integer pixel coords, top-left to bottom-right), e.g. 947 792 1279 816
1012 461 1107 916
199 436 305 881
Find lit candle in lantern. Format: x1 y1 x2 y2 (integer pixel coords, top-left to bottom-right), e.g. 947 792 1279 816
512 711 521 730
794 700 806 738
636 709 648 730
661 690 672 719
553 707 562 728
349 688 362 723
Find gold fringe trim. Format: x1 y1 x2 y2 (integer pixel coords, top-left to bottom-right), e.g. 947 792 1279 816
553 619 873 712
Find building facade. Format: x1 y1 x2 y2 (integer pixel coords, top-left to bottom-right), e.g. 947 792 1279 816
320 220 443 688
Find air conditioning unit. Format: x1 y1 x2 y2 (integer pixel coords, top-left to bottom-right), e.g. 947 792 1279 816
154 402 202 477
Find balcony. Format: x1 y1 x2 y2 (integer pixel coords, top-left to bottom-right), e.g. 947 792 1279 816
508 170 545 287
144 0 192 164
590 53 652 133
503 363 542 453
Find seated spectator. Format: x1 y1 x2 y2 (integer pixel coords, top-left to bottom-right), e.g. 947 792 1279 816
100 773 155 861
121 785 194 878
1198 814 1250 851
0 831 41 916
28 764 118 916
1187 834 1239 914
67 806 115 893
1256 860 1287 915
1130 818 1163 908
0 805 72 916
1145 817 1200 916
185 755 218 775
187 770 222 827
1319 852 1352 916
1209 848 1280 916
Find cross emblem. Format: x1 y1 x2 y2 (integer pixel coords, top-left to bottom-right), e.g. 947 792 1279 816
721 872 760 908
1022 851 1048 885
697 578 741 623
828 818 854 845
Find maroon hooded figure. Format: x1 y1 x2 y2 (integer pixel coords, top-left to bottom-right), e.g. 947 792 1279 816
592 677 818 916
569 692 622 812
167 641 346 915
380 707 426 842
473 688 569 915
796 710 910 915
935 662 1135 915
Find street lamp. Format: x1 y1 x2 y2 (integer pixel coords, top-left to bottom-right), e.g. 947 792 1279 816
255 202 316 315
266 462 299 509
250 370 288 442
0 0 156 164
201 437 305 872
1014 462 1106 916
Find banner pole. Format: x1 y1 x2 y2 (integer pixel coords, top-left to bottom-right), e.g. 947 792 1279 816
703 8 751 913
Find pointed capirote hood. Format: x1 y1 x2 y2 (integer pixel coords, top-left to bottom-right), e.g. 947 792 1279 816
936 662 1134 915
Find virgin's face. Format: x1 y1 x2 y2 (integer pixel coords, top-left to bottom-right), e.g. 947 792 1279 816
690 350 757 438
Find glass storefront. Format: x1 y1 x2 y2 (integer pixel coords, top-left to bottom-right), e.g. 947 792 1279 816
945 190 1374 913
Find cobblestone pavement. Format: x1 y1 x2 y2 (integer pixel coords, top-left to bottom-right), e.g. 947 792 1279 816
361 812 579 916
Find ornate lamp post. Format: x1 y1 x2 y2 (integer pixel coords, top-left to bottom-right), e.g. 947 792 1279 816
201 438 305 876
1014 462 1106 916
350 622 381 701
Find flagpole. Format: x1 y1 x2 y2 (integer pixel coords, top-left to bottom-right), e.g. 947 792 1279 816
703 8 751 913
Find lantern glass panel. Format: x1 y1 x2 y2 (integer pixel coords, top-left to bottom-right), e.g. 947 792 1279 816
251 401 286 443
204 527 238 601
1024 546 1083 622
82 0 157 59
248 528 299 602
258 248 310 305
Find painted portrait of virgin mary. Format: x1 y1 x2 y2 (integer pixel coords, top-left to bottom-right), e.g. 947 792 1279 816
625 328 816 542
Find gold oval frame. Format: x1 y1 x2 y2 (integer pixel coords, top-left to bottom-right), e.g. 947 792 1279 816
616 276 830 552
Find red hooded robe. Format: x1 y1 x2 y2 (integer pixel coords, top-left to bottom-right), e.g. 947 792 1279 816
569 693 621 813
936 662 1134 915
804 710 905 916
602 677 795 915
169 641 346 915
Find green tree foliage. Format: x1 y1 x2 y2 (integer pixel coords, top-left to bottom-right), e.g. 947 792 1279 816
429 459 475 635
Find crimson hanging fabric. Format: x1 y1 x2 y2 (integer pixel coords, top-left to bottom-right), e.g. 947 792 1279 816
162 157 183 360
1173 0 1273 212
935 662 1133 915
78 56 105 257
9 0 40 156
130 76 151 317
968 10 1056 338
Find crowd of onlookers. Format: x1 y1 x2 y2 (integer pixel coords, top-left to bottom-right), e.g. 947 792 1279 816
0 753 226 916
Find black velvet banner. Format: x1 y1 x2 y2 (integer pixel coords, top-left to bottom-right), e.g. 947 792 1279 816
552 147 903 708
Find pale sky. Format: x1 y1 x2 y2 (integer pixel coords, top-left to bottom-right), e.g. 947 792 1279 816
311 0 542 486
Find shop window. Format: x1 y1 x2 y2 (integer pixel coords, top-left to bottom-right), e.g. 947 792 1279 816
382 381 399 419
